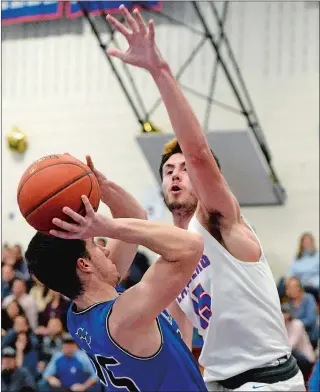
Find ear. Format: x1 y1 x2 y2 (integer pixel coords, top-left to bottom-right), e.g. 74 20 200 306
76 258 92 274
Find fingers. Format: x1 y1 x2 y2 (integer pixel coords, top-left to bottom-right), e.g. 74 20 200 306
133 8 147 35
120 4 139 32
49 229 78 240
86 155 94 171
106 14 131 39
107 47 126 60
52 217 79 233
148 19 155 42
81 195 95 218
62 206 87 225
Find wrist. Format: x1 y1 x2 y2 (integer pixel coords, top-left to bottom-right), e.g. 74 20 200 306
149 61 171 80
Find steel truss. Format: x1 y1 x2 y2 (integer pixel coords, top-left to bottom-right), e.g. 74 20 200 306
78 1 285 194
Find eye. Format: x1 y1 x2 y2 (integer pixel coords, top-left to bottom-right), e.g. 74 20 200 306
167 170 173 175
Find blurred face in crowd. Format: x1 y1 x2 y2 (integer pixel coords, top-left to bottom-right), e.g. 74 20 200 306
2 246 12 262
2 265 14 282
12 280 26 298
12 245 22 260
301 234 315 251
1 357 16 371
6 301 21 320
47 318 63 336
16 332 28 350
286 278 303 300
63 341 78 357
13 315 29 333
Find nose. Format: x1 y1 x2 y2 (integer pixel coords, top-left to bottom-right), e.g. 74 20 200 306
172 169 181 181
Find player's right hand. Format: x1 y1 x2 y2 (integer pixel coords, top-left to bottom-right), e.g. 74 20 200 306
50 195 113 240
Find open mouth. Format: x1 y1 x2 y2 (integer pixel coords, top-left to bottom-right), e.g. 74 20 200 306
171 185 182 193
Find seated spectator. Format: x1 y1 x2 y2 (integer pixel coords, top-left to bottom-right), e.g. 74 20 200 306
2 244 12 264
2 279 38 331
38 333 99 392
29 275 53 313
39 291 70 330
11 244 30 282
279 233 319 302
15 331 39 376
36 318 64 365
1 346 36 392
286 277 319 349
2 265 15 298
281 303 315 381
2 315 38 355
2 300 26 333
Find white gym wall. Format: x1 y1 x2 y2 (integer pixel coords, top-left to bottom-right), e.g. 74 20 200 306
2 2 319 279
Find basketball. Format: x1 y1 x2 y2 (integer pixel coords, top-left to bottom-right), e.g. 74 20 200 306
17 154 100 234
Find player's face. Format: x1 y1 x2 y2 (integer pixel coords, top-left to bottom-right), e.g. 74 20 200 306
162 153 198 214
85 239 121 286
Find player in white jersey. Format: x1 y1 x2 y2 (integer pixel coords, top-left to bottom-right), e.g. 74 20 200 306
107 5 305 391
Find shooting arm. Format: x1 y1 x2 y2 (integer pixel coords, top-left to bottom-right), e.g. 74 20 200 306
104 218 203 327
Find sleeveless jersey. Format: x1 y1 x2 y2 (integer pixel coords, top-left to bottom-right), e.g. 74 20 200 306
177 216 291 382
67 298 207 392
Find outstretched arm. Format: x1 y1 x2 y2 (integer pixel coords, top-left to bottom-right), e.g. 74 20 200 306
106 6 240 228
86 155 147 279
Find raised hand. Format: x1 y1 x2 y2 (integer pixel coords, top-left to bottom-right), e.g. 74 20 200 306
50 195 112 240
106 5 165 73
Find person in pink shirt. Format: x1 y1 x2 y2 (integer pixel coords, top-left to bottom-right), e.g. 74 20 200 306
281 303 316 382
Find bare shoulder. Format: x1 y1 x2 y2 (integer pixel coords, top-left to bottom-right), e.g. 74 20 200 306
108 294 162 358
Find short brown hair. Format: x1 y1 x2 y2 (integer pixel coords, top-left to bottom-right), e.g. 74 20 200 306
159 138 221 180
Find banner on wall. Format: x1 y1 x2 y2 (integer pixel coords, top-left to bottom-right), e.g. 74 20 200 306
1 1 64 25
1 1 162 25
66 1 162 19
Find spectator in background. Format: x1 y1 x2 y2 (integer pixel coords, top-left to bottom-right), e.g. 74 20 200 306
281 303 315 381
2 300 26 334
1 347 36 392
14 331 39 376
278 233 319 302
29 276 53 313
2 265 15 298
39 291 70 330
11 244 30 281
2 279 38 330
38 333 99 392
37 318 64 365
286 277 318 349
2 244 13 264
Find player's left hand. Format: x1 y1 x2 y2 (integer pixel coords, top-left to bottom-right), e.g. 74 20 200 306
106 5 165 73
50 195 111 240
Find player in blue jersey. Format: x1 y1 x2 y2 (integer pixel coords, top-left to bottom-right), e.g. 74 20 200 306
25 157 207 391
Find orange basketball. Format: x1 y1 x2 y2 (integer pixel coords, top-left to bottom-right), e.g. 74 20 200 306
17 154 100 235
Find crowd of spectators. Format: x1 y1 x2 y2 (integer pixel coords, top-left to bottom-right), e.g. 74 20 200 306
1 232 319 391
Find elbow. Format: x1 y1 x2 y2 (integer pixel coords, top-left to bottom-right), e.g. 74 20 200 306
187 233 204 264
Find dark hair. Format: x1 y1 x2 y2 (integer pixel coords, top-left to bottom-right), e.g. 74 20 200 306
159 138 221 180
25 233 89 300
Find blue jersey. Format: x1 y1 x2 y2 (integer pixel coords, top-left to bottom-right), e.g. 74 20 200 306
67 298 207 392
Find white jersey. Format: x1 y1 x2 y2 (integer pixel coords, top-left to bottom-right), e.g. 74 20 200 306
177 216 290 382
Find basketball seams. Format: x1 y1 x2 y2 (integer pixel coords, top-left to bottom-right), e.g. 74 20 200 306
24 172 94 218
17 162 89 199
